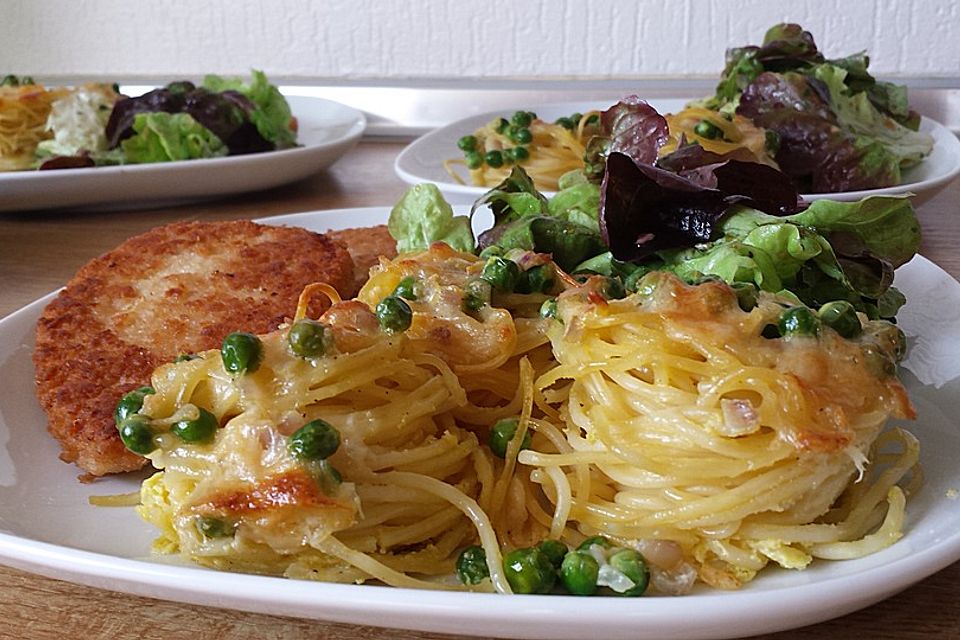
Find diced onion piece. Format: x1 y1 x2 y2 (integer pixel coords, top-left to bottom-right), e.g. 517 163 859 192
718 398 760 436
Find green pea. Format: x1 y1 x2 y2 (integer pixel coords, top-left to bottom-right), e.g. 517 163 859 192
494 117 509 134
510 146 529 161
818 301 862 338
518 264 555 294
376 296 413 333
555 117 575 130
537 539 568 569
694 120 723 140
287 318 330 358
539 298 558 319
513 127 533 145
489 417 531 459
778 306 822 338
171 407 219 443
862 345 897 379
462 278 492 313
560 551 599 595
221 332 263 374
607 549 649 596
765 129 781 154
601 277 626 300
577 535 611 552
624 265 661 294
321 459 343 484
289 418 341 461
114 386 155 426
311 459 343 494
504 146 527 162
731 281 758 312
196 516 235 539
503 547 556 594
456 545 490 585
484 150 504 168
585 114 599 125
457 134 478 151
478 245 504 259
866 321 907 362
465 151 483 169
393 276 418 301
118 414 156 455
502 152 515 165
510 111 533 128
481 256 521 293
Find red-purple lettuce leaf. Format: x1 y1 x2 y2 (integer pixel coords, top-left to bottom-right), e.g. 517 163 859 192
711 23 824 106
656 143 801 212
737 72 900 192
583 97 669 181
599 151 801 261
106 82 273 155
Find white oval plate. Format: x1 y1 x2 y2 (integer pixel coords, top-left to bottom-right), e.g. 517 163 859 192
395 101 960 206
0 96 366 212
1 207 959 640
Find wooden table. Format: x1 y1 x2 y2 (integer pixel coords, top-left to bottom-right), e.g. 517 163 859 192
1 140 958 640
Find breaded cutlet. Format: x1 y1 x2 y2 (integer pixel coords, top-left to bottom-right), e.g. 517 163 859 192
34 220 355 478
326 224 398 296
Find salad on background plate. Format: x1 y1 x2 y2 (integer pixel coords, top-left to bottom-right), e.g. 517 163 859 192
0 70 297 171
398 23 959 205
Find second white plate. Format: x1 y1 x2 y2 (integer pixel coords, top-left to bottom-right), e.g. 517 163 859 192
395 100 960 205
1 96 366 212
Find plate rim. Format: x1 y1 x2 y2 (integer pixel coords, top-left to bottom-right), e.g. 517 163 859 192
2 206 959 640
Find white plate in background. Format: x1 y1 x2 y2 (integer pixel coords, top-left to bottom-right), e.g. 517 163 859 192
2 207 960 639
395 101 960 206
0 96 365 212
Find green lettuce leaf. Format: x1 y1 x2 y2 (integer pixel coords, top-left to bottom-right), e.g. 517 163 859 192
121 112 226 163
388 184 475 253
546 182 600 232
470 168 604 271
654 195 920 319
785 196 920 268
811 64 933 169
202 70 296 148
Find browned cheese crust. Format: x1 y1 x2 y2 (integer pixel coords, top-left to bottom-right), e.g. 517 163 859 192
33 220 355 478
325 225 398 297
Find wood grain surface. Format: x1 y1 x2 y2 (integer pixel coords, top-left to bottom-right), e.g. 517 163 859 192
0 140 958 640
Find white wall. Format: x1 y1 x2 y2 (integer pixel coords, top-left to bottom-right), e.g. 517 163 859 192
4 0 959 82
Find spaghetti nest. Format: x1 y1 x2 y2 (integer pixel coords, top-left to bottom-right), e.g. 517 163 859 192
137 244 556 592
134 248 918 594
0 82 68 170
533 272 917 589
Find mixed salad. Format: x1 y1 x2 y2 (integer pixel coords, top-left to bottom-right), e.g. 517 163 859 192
450 23 934 194
699 23 934 192
1 70 296 170
396 99 920 329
